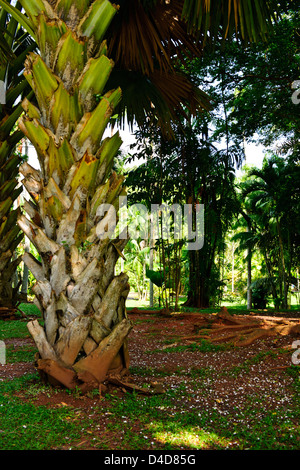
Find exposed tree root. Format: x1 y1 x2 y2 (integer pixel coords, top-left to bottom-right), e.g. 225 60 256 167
29 305 300 394
153 306 300 348
35 354 164 396
188 307 300 347
127 306 300 350
0 307 21 320
107 376 165 395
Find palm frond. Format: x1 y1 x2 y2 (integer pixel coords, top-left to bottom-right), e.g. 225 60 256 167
108 0 278 77
107 68 211 137
0 0 36 40
0 31 16 65
181 0 277 43
105 0 277 133
107 0 203 76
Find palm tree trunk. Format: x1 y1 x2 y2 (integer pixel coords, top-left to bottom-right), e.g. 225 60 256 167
246 225 252 310
277 218 288 309
149 236 154 308
247 248 252 310
231 243 235 293
16 0 132 391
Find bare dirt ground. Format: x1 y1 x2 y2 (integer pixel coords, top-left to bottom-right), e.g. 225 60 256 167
1 308 300 450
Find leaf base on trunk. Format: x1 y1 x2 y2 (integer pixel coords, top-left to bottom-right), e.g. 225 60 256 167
34 318 133 393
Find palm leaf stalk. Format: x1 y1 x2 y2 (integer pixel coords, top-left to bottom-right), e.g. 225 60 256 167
181 0 276 42
1 0 133 391
0 2 35 309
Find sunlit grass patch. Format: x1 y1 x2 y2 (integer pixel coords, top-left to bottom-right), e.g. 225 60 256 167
147 422 230 449
151 339 231 354
19 303 41 317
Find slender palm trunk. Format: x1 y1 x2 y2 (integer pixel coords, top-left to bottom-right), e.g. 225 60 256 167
246 225 252 310
259 242 277 306
247 248 252 310
277 218 288 309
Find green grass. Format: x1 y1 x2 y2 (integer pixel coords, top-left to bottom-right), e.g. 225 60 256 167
17 296 300 317
0 320 31 340
126 296 300 316
151 339 231 354
226 349 290 377
0 375 90 450
94 376 300 450
0 300 299 450
18 303 41 317
1 371 299 450
6 344 37 363
0 303 41 341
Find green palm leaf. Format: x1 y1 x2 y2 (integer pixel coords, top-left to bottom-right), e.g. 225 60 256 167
0 0 279 135
0 0 36 39
181 0 276 42
0 0 38 308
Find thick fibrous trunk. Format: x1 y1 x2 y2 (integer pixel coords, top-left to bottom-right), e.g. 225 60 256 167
17 0 132 391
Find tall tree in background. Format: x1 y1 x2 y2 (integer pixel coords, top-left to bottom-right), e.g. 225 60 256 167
126 116 239 308
0 2 35 309
240 156 300 309
209 5 300 160
176 121 238 309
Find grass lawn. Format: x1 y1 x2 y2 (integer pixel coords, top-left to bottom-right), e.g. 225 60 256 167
0 301 299 451
126 294 300 315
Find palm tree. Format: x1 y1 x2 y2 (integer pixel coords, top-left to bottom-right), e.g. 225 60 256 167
0 0 134 391
232 205 278 309
105 0 278 133
0 0 279 390
0 2 35 310
241 157 298 309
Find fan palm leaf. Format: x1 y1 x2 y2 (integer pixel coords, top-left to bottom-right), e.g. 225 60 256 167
181 0 276 41
105 0 278 132
105 0 210 134
0 0 279 136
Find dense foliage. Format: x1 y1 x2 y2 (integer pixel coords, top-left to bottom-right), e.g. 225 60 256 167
123 7 300 309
